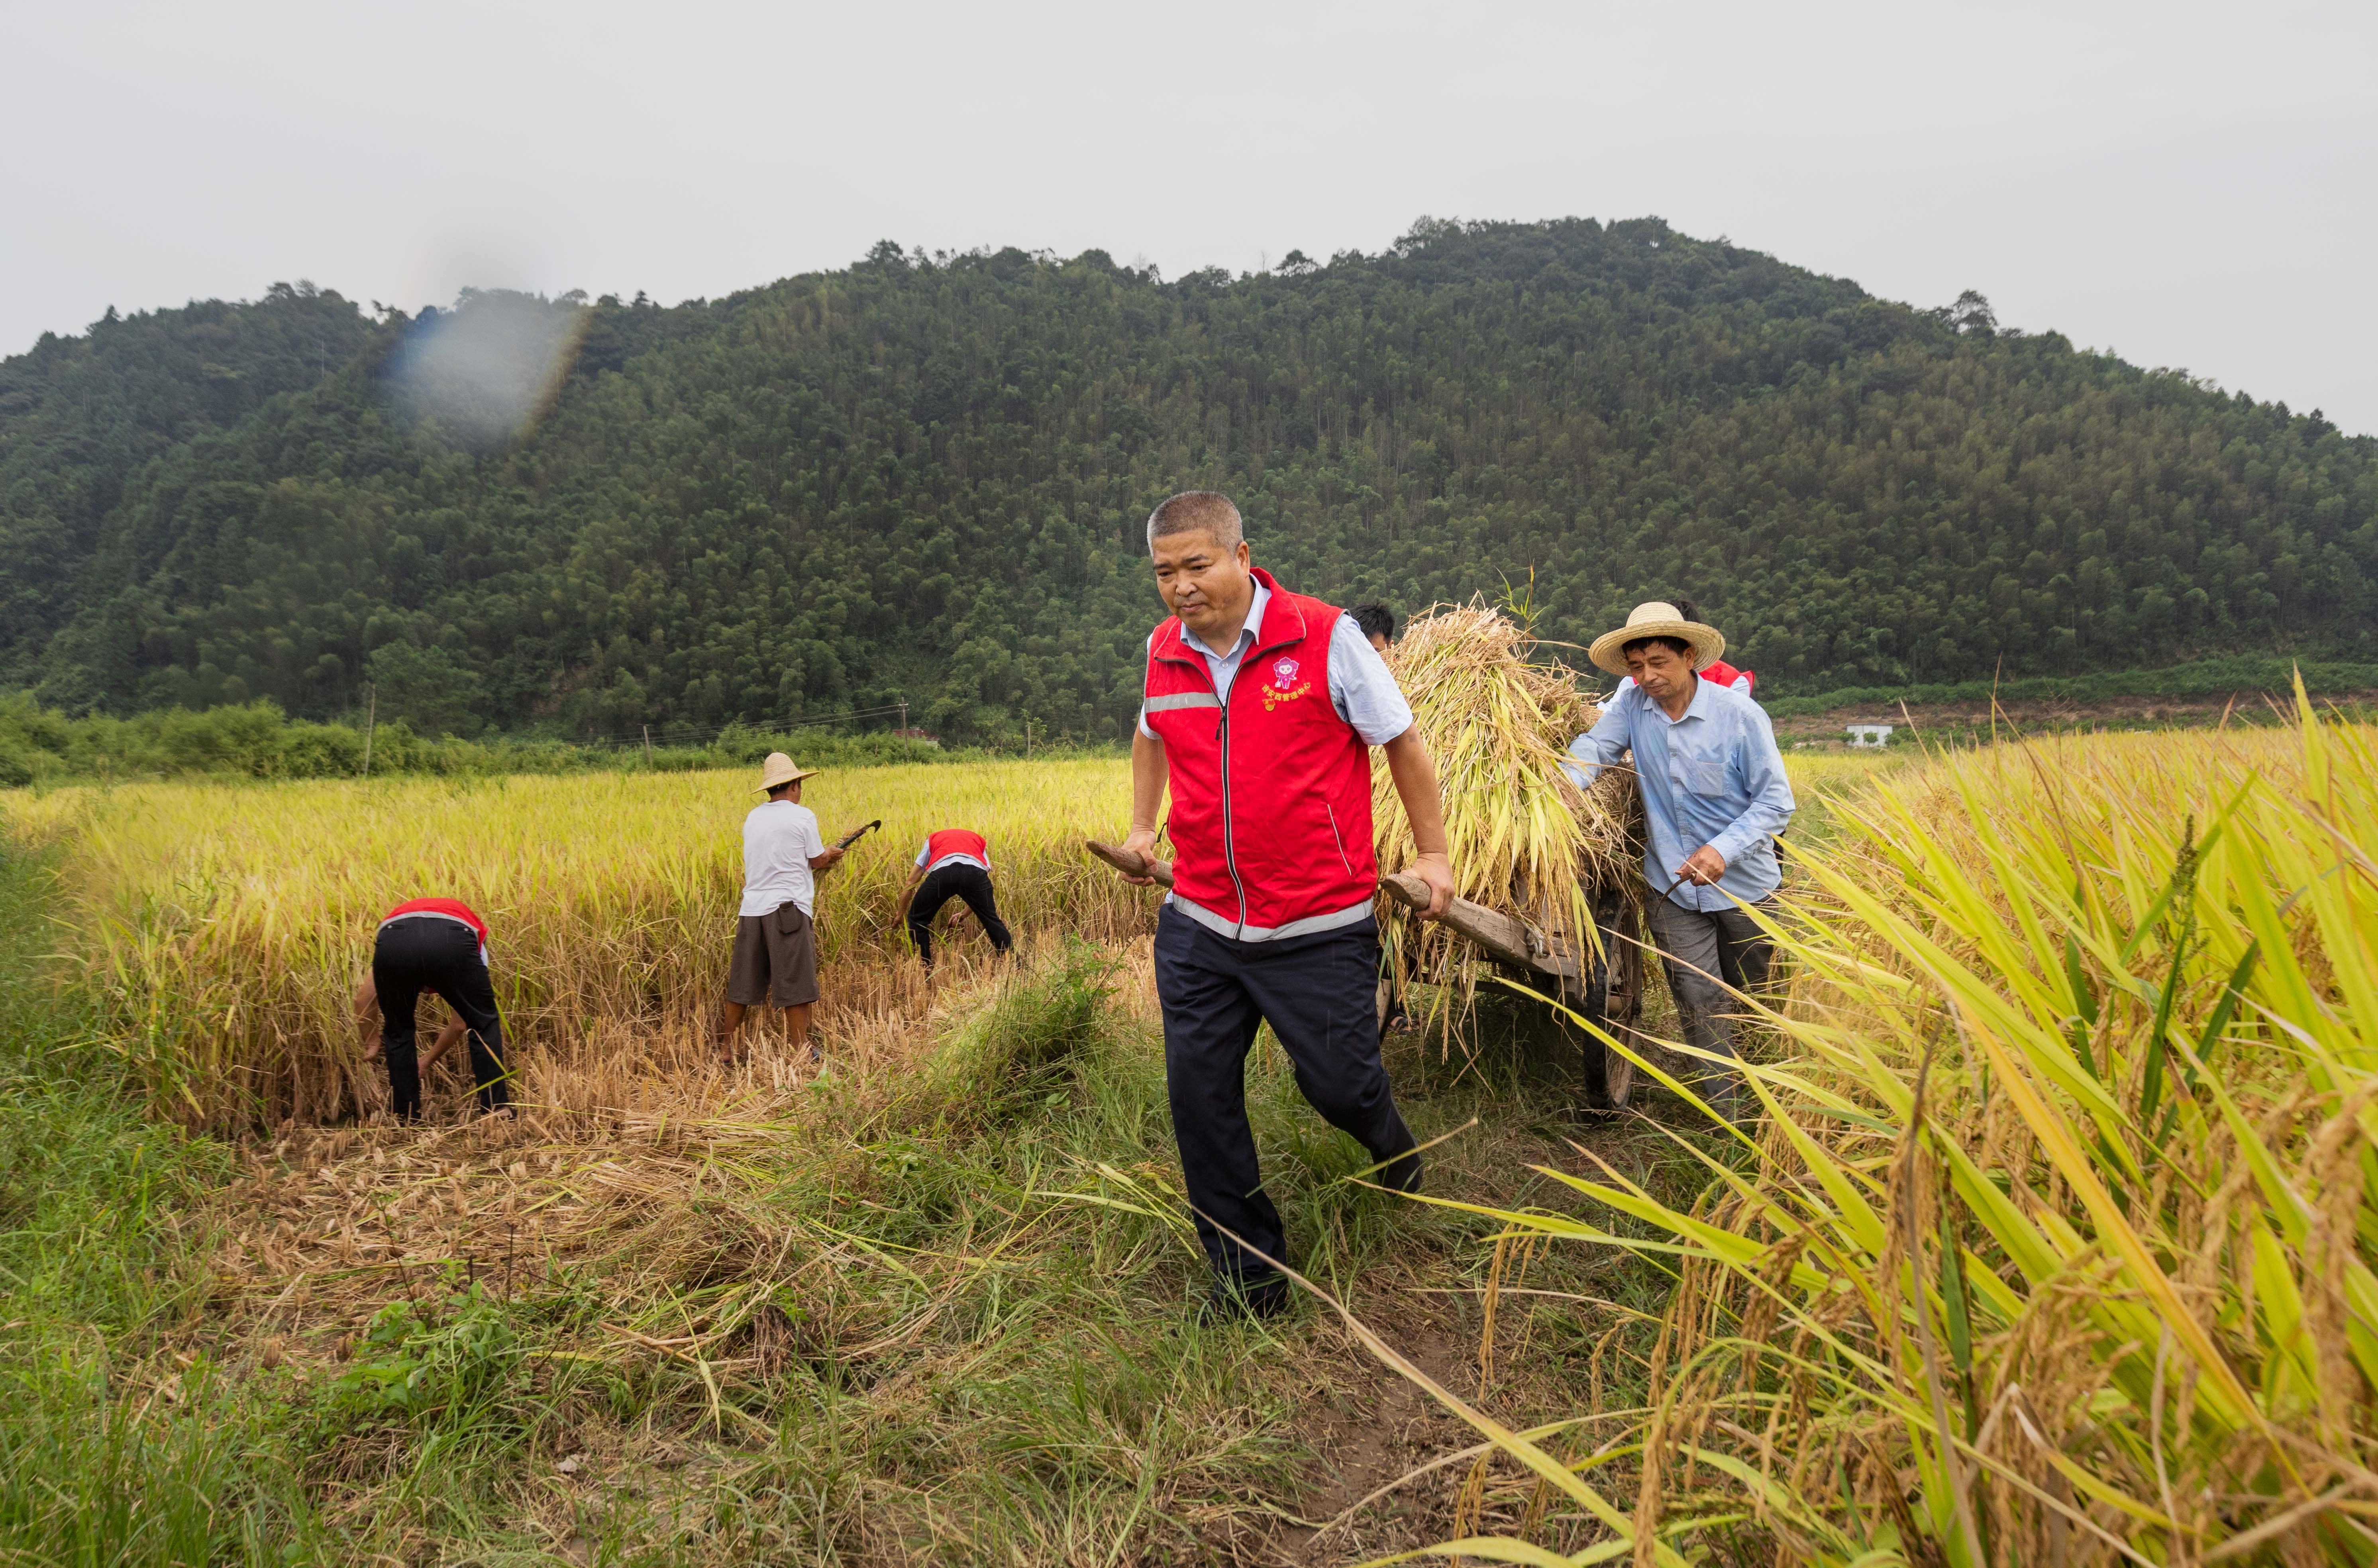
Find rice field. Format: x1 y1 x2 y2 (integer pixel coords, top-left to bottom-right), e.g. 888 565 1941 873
7 760 1137 1125
1401 698 2378 1563
25 706 2370 1563
0 748 1887 1129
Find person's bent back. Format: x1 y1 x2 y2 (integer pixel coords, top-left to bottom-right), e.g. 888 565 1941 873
361 896 510 1121
901 828 1014 966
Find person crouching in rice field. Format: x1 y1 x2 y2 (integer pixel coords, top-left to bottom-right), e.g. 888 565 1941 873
1562 601 1794 1128
354 896 510 1121
720 752 849 1066
1114 490 1456 1321
898 828 1014 967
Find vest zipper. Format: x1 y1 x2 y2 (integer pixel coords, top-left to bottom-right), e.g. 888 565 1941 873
1236 617 1313 936
1160 602 1307 941
1217 676 1248 935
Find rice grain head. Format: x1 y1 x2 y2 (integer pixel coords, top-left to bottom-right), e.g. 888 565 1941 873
1371 601 1636 1050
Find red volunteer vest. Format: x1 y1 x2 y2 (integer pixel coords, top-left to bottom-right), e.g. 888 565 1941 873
1701 657 1757 695
1142 570 1377 937
924 829 989 869
381 897 490 957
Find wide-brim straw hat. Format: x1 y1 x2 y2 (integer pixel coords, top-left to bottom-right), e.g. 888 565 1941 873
755 751 820 792
1587 601 1727 677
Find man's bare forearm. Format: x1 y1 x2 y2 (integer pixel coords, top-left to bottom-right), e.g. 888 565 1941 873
419 1017 468 1073
1129 731 1167 838
1112 731 1169 884
1382 730 1449 855
1381 729 1454 916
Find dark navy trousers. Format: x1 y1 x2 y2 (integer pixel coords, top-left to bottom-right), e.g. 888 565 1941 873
1152 904 1419 1284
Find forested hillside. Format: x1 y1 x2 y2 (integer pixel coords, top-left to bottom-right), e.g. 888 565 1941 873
4 218 2372 742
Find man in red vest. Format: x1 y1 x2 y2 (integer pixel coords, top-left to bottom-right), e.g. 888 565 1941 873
352 896 510 1121
899 828 1014 965
1116 490 1455 1320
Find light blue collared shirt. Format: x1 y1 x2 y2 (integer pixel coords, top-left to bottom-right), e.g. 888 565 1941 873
1562 676 1795 912
1136 580 1413 745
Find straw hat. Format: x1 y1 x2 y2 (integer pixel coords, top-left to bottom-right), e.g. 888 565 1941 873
754 751 820 793
1587 601 1726 677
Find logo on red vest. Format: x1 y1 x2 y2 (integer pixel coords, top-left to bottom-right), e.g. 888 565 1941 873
1260 655 1315 711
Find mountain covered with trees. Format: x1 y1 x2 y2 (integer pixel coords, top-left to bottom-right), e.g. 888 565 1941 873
3 218 2372 743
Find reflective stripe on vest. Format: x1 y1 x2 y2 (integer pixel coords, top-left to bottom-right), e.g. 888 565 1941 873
924 828 989 872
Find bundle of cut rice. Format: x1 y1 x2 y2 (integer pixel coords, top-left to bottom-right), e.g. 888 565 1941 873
1370 601 1639 1043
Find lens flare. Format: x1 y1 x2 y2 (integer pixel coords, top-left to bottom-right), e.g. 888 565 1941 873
385 288 589 447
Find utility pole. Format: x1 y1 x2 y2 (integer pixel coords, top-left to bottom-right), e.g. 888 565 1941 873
361 683 376 780
642 725 653 767
898 698 908 732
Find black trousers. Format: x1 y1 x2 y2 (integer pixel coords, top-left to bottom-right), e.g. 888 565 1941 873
1152 904 1418 1284
372 917 508 1119
906 863 1014 964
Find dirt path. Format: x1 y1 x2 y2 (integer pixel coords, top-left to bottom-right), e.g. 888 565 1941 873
1252 1096 1673 1564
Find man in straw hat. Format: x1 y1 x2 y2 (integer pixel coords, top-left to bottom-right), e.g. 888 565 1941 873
1114 490 1456 1321
719 752 853 1065
1563 601 1795 1126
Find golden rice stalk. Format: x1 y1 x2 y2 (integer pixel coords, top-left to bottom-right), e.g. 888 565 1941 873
1371 600 1637 1046
1398 700 2378 1564
4 759 1144 1128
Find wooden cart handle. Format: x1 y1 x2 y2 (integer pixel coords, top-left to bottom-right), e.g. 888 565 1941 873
1085 839 1175 887
1378 872 1578 984
1084 845 1564 980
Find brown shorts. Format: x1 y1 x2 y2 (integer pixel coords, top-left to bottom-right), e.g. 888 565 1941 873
727 902 820 1007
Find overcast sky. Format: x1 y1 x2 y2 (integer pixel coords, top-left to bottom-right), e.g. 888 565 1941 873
6 1 2373 433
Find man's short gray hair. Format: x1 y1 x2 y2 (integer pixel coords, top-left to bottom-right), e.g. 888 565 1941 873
1146 491 1244 554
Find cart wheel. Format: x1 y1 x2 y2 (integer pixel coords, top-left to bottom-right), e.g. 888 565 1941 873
1577 1037 1628 1111
1579 897 1644 1111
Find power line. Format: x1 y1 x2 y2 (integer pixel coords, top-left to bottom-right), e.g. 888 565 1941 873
567 702 917 750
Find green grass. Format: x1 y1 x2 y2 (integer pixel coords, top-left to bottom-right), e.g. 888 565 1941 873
0 838 284 1564
0 692 1093 787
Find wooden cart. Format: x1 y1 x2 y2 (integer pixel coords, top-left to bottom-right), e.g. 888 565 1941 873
1085 843 1648 1112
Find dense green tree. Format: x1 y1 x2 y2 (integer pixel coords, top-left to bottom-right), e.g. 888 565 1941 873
3 220 2371 741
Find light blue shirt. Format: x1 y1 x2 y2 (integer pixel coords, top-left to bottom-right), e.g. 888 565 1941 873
1137 580 1414 745
1562 676 1795 913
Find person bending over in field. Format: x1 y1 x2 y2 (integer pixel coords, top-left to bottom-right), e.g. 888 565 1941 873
1351 602 1397 654
1562 602 1793 1127
898 828 1014 967
720 752 857 1066
355 896 510 1121
1115 490 1455 1321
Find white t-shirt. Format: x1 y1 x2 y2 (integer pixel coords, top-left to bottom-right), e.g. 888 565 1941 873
740 800 826 917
